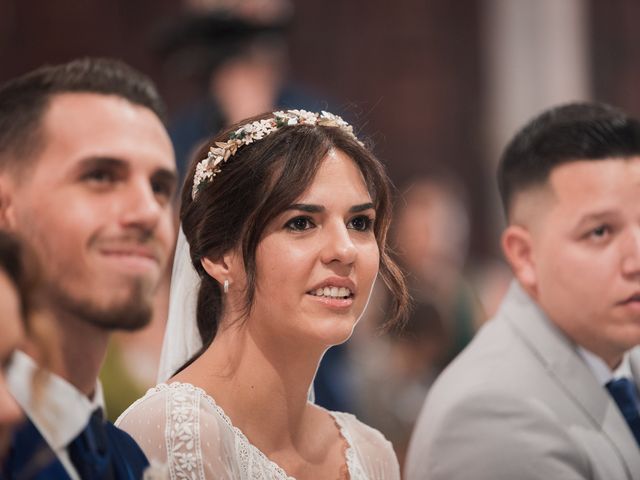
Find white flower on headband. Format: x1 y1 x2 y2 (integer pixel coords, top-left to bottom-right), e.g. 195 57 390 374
191 109 363 199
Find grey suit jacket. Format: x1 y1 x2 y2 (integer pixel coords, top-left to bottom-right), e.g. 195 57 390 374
405 281 640 480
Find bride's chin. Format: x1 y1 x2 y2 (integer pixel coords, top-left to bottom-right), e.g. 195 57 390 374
310 321 357 348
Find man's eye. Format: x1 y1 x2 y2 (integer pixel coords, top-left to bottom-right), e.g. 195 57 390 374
348 215 374 232
83 169 116 184
285 216 315 231
152 180 174 199
588 225 611 240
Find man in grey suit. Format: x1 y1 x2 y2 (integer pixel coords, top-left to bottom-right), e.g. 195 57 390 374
405 102 640 480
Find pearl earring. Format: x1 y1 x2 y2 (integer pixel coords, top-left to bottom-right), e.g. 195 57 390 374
223 279 229 294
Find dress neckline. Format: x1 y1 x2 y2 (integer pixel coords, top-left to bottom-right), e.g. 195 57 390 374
153 381 357 480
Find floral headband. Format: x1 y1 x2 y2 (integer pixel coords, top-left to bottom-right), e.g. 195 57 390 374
192 109 363 199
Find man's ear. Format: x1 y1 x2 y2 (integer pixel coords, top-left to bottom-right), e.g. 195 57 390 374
501 224 538 295
0 175 16 229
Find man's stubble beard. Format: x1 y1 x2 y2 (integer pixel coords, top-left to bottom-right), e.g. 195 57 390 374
46 276 154 332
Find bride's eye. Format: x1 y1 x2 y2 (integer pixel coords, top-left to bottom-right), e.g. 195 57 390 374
347 215 374 232
285 216 315 231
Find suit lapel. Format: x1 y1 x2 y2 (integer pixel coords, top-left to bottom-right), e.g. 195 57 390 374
4 418 71 480
501 282 640 479
4 419 148 480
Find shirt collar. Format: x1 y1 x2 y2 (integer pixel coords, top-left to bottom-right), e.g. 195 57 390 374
7 350 106 451
577 346 633 386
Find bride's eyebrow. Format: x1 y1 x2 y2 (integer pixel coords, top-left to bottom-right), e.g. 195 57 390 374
285 202 375 213
350 202 374 213
287 204 324 213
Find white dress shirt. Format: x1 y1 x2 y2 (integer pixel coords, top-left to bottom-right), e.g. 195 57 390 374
7 350 106 480
577 346 640 409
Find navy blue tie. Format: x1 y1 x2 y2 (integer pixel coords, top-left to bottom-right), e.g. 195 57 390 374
606 378 640 448
67 409 114 480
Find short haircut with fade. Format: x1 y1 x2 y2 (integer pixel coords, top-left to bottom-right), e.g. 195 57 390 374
0 57 166 171
498 102 640 218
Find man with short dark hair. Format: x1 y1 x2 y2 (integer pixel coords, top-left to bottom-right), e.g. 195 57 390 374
406 102 640 480
0 58 177 479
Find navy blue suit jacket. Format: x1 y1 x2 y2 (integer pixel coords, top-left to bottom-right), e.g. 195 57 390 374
2 417 149 480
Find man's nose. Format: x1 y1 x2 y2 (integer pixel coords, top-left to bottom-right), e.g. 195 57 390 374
621 228 640 277
120 179 162 232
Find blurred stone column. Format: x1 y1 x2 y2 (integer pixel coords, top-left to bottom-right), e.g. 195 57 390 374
482 0 591 230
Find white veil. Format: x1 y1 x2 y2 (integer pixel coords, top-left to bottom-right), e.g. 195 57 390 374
157 226 203 382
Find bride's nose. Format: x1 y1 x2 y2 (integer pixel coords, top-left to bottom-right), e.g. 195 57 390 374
320 222 357 266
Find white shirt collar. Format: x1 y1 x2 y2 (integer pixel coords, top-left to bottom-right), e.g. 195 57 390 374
7 350 105 451
577 346 633 387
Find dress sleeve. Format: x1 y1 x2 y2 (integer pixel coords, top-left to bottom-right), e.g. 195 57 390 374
116 385 240 479
337 412 401 480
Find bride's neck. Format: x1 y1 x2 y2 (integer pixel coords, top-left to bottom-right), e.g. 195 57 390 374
174 320 324 448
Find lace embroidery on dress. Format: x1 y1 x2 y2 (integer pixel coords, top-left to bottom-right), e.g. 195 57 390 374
166 385 205 480
151 383 373 479
192 383 296 480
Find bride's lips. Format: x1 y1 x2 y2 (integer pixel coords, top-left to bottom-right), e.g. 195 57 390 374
307 277 357 295
306 277 356 309
308 295 354 309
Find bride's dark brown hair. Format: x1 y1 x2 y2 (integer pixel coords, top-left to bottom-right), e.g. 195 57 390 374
180 112 408 366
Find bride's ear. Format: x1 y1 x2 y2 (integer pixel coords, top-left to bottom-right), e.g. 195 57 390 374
201 250 241 285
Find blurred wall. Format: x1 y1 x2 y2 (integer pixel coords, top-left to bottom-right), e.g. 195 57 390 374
591 0 640 117
0 0 177 79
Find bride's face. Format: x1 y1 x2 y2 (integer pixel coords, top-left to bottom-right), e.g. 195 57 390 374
250 148 379 347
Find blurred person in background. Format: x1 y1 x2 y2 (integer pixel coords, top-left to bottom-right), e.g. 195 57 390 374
348 174 488 466
391 175 485 359
155 0 326 177
0 57 177 479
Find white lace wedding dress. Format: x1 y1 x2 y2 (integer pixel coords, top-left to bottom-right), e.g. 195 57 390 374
116 382 400 479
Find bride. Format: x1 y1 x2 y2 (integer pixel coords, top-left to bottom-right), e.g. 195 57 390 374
116 110 408 479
